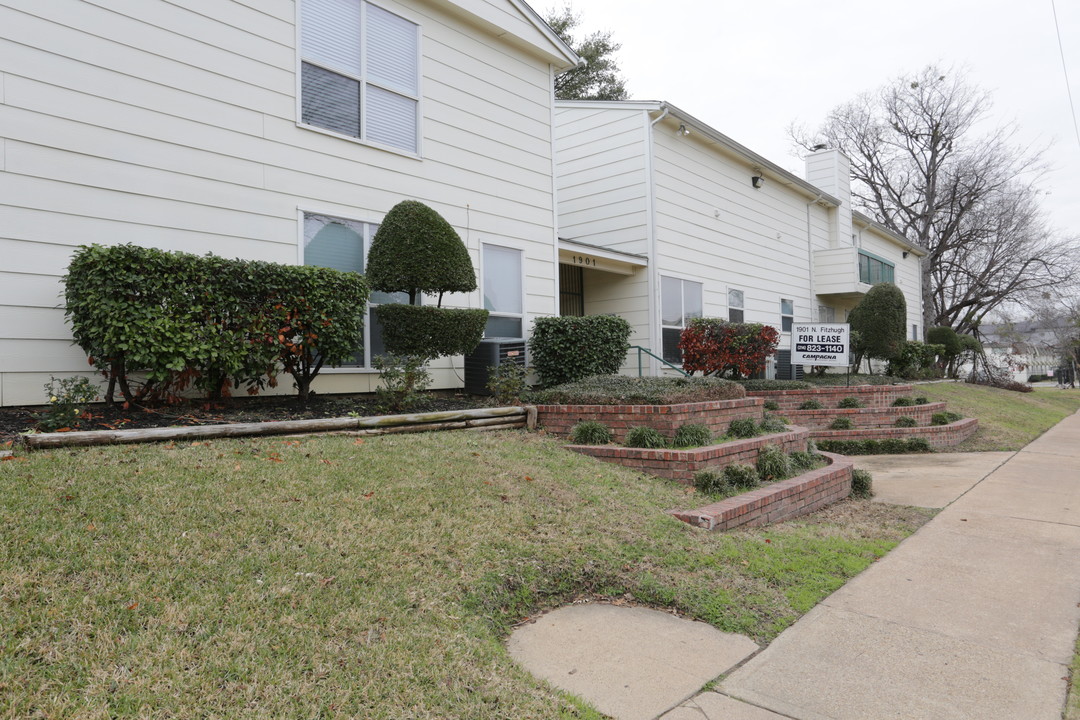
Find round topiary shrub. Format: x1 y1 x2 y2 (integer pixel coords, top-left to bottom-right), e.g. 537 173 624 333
837 397 864 409
763 399 780 411
723 463 760 489
798 399 824 410
828 417 853 430
851 469 874 498
727 418 758 439
756 444 792 482
892 396 916 407
894 416 917 428
693 468 730 495
672 423 713 448
758 414 787 434
624 426 668 449
570 420 612 445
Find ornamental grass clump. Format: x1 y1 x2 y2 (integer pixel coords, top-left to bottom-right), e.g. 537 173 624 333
569 420 612 445
798 399 824 410
763 399 780 411
892 396 916 407
758 414 788 434
828 417 853 430
894 416 917 428
837 397 865 409
788 450 818 472
756 444 793 482
624 426 668 449
693 468 730 495
724 463 761 489
851 469 874 498
932 411 963 425
672 423 713 449
727 418 758 439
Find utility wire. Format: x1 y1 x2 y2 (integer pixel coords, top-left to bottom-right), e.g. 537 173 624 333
1051 0 1080 148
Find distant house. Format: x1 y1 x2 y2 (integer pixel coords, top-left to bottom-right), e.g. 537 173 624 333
0 0 579 406
979 318 1077 383
553 100 926 378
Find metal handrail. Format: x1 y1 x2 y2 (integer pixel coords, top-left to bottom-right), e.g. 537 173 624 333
629 345 690 377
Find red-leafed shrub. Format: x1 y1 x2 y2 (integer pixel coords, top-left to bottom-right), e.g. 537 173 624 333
679 319 780 379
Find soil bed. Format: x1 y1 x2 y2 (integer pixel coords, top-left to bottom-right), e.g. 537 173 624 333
0 392 486 445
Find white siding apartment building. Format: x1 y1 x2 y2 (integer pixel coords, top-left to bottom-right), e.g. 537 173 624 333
554 100 926 378
0 0 577 405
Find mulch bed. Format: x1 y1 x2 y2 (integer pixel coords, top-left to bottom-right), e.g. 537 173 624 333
0 392 488 446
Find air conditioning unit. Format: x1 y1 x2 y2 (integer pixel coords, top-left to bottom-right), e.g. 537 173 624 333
464 338 527 394
775 349 805 381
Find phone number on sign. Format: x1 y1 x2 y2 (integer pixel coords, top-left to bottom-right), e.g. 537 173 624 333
795 344 845 354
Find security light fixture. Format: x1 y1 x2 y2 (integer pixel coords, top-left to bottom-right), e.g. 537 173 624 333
751 175 765 189
678 124 690 136
902 251 910 259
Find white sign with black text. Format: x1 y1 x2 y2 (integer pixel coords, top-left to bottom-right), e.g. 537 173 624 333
791 324 850 367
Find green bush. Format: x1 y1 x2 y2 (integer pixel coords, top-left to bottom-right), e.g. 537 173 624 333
727 418 758 439
672 423 713 448
693 468 730 495
756 444 792 482
851 469 874 499
894 416 917 428
758 414 788 434
527 375 744 405
529 315 631 388
624 426 668 449
907 437 932 452
486 361 529 405
828 417 853 430
376 305 487 359
788 450 818 472
724 463 761 489
798 399 824 410
848 283 907 370
739 379 813 391
570 420 612 445
837 397 864 409
816 438 933 455
38 376 99 432
806 439 819 455
932 411 963 425
914 396 930 405
763 400 780 411
886 340 945 379
892 396 916 407
373 354 432 413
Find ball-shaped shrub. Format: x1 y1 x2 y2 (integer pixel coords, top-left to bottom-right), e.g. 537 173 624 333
758 414 788 434
837 397 864 409
892 396 916 407
624 426 668 449
723 463 760 489
828 417 853 430
672 423 713 449
727 418 758 439
693 468 729 495
798 399 824 410
914 396 930 405
851 469 874 498
756 444 792 482
932 411 962 426
570 420 612 445
894 416 917 428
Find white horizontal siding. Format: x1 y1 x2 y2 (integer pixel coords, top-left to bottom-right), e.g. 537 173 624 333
0 0 562 404
581 267 650 375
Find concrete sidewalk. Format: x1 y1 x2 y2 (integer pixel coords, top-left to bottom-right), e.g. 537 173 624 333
712 411 1080 720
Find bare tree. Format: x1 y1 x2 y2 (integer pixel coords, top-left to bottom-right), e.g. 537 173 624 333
793 66 1079 335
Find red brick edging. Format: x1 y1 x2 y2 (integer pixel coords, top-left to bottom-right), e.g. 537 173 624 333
747 385 913 410
535 397 763 444
668 452 853 531
782 402 947 429
811 417 979 448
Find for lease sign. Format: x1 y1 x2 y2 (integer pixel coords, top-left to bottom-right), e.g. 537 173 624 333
791 324 850 367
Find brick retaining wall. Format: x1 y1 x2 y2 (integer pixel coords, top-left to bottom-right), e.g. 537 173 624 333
669 452 853 531
749 385 914 410
781 402 946 429
535 397 763 444
811 417 978 448
565 427 808 483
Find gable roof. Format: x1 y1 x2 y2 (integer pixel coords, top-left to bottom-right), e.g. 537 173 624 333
434 0 580 70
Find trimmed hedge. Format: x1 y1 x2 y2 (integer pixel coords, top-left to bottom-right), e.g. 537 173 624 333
376 305 488 359
529 315 631 387
679 319 779 378
64 243 369 403
816 438 933 455
527 375 745 406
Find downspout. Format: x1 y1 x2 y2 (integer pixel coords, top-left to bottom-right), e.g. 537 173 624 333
644 108 669 376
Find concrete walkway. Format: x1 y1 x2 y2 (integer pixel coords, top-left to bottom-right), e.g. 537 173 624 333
709 411 1080 720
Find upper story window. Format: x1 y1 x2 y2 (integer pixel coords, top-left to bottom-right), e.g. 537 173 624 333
661 276 703 364
780 299 794 332
300 0 420 153
728 288 744 323
858 251 895 285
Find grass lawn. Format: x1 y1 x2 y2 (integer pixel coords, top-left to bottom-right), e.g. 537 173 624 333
912 383 1080 451
0 430 930 718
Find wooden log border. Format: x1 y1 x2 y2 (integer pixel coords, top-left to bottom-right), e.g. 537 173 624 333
18 406 534 450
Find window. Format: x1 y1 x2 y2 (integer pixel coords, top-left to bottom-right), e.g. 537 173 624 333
483 244 523 337
912 324 919 341
858 251 895 285
303 212 408 366
780 299 794 332
300 0 420 153
818 305 836 323
661 276 703 364
728 288 744 323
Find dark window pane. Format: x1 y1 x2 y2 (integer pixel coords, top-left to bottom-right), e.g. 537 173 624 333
301 62 360 138
782 316 793 332
662 327 683 364
485 316 522 338
661 276 682 325
728 308 744 323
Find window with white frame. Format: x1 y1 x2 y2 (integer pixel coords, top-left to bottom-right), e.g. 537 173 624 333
818 305 836 323
482 244 523 338
661 276 703 364
728 288 744 323
780 299 794 332
912 324 919 341
858 251 895 285
300 0 420 153
303 212 408 366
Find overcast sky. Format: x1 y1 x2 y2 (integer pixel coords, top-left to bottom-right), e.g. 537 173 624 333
558 0 1080 237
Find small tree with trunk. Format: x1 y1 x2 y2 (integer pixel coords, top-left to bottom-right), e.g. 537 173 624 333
848 283 907 373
